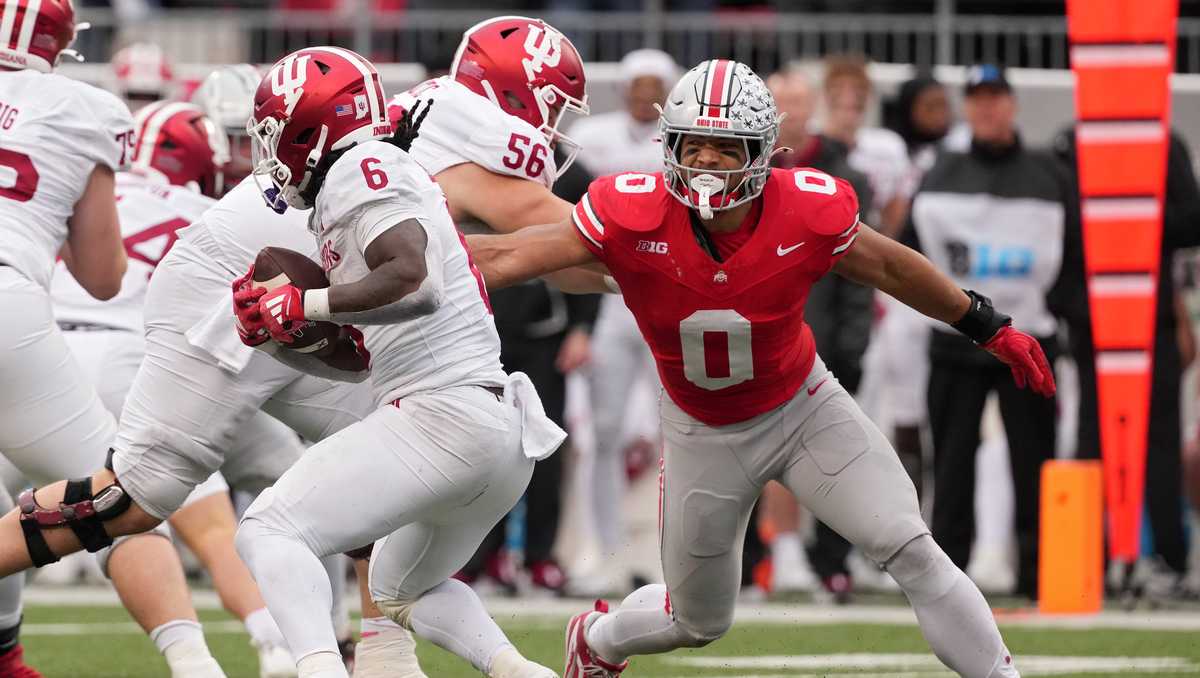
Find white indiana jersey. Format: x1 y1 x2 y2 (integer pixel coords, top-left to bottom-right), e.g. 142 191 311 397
0 70 134 290
179 175 316 277
310 140 506 403
390 76 556 189
569 110 662 176
51 173 214 332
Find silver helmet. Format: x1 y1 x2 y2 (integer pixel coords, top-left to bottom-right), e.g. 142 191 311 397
190 64 261 193
658 59 779 218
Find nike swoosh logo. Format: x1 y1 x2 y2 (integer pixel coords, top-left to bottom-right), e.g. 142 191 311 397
777 242 806 256
807 378 829 397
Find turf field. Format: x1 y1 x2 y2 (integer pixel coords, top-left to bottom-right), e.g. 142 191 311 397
20 595 1200 677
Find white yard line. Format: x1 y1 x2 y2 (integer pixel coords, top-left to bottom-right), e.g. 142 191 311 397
23 585 1200 631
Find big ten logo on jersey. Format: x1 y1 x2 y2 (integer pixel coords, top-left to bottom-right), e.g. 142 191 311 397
124 218 189 276
522 24 563 81
320 240 342 273
270 53 311 116
0 100 19 130
637 240 668 254
946 240 1033 279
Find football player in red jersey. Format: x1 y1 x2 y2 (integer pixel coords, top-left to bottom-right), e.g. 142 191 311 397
467 59 1052 678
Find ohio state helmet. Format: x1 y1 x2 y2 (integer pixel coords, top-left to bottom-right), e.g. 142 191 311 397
248 46 391 211
191 64 260 192
0 0 83 73
450 16 589 176
131 101 227 198
659 59 779 218
113 42 175 102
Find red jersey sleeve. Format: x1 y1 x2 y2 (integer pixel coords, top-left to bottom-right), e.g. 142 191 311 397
785 169 861 268
572 188 606 259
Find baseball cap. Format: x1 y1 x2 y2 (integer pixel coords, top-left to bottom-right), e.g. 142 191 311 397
964 64 1012 95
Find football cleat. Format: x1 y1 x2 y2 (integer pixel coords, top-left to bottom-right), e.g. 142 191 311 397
564 601 627 678
0 644 43 678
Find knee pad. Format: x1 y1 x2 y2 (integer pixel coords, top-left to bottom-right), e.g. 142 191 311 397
375 598 417 631
95 523 172 578
18 466 133 567
883 535 959 604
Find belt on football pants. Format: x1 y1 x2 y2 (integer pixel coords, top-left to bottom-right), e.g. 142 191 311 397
390 385 505 409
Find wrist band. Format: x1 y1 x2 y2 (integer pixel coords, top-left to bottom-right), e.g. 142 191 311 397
303 287 332 321
951 289 1011 344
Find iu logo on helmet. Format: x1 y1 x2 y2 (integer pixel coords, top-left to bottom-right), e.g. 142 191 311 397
522 25 563 82
270 54 311 116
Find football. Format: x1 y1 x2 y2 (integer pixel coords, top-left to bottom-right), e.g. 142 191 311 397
252 247 341 357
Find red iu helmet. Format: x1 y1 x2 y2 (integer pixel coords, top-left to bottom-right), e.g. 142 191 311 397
247 46 391 211
131 101 227 198
0 0 83 73
450 16 588 176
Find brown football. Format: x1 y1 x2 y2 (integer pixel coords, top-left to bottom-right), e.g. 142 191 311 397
252 247 341 357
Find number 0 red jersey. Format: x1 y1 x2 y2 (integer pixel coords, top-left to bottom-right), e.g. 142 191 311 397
573 168 860 426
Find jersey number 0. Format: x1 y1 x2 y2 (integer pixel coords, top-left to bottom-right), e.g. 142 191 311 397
680 309 753 390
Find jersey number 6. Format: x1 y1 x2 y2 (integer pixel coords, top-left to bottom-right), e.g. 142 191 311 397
680 309 754 390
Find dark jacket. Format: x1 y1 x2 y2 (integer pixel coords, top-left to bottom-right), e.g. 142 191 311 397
904 135 1078 367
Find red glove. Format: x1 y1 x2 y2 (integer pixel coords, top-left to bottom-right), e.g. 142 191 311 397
232 266 268 347
982 326 1057 397
256 283 306 344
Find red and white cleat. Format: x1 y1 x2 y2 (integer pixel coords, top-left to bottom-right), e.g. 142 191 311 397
0 644 44 678
564 600 628 678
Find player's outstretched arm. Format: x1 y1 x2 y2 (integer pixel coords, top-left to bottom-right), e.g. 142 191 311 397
438 163 611 293
834 224 1055 396
64 165 127 300
466 218 598 291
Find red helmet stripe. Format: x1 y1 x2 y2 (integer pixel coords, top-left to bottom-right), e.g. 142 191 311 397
133 101 194 169
15 0 39 51
1 1 19 51
706 59 730 118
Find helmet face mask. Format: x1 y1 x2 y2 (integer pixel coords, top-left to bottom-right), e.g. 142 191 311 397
658 60 779 219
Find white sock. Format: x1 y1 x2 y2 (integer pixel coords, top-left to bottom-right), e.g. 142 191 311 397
772 531 804 569
152 620 221 676
405 579 512 673
296 650 347 678
245 607 288 649
354 618 423 677
588 584 692 664
150 619 208 656
886 536 1019 678
487 646 536 678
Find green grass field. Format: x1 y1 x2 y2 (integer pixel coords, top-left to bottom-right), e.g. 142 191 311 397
18 603 1200 677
